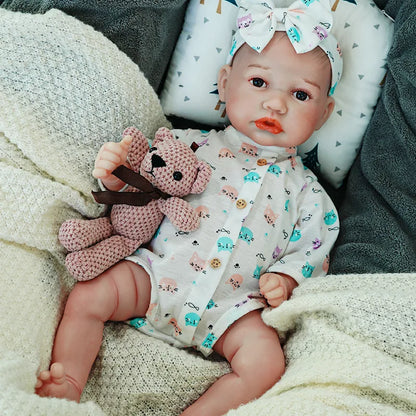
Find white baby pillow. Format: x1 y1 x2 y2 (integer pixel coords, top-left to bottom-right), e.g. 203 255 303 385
160 0 394 188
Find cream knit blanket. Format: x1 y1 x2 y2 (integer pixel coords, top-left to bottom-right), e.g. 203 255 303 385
0 8 415 416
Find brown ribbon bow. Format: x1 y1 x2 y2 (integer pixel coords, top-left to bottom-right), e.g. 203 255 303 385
92 165 171 206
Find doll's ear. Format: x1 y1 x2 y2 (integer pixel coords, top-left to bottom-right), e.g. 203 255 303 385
217 64 232 103
315 96 335 131
191 161 212 194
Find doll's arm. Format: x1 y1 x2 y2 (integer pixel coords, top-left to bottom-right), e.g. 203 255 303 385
259 273 298 308
158 197 200 231
92 135 133 191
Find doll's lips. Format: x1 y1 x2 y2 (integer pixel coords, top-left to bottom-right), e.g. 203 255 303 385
255 118 283 135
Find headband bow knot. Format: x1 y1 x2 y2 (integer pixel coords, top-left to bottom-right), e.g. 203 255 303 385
237 0 333 54
229 0 343 95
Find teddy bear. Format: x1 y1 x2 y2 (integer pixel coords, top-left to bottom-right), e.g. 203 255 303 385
59 126 211 281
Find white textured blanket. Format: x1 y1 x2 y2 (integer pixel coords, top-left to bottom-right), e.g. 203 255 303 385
0 8 415 416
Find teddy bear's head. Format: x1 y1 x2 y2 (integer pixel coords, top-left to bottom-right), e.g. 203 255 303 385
139 130 211 197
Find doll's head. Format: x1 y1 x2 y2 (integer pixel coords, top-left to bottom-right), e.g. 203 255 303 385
217 0 343 148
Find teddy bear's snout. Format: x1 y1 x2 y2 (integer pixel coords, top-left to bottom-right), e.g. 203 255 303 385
151 153 167 169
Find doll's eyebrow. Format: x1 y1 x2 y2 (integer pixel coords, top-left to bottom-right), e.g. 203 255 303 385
302 79 321 91
247 64 270 70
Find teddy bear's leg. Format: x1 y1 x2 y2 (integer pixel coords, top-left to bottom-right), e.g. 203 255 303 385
59 218 113 252
65 235 141 281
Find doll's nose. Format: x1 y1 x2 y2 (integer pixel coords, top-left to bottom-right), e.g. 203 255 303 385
151 153 166 169
263 91 287 114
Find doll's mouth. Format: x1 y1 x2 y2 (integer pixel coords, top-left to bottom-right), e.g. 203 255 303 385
255 118 283 135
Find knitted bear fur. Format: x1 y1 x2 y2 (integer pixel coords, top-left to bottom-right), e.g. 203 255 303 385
59 127 211 281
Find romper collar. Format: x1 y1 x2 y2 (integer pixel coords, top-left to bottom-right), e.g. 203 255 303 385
224 126 297 162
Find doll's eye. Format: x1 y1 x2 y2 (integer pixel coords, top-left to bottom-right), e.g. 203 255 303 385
173 171 183 181
293 90 309 101
250 77 267 88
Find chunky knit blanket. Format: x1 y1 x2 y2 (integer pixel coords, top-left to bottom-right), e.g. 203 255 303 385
1 7 415 416
0 0 188 93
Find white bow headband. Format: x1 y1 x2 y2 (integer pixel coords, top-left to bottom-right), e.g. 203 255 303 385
228 0 343 95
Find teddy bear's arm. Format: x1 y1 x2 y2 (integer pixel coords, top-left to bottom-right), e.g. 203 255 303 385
158 197 200 231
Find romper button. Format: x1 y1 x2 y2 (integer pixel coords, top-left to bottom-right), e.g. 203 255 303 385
236 199 247 209
257 158 267 166
210 258 221 269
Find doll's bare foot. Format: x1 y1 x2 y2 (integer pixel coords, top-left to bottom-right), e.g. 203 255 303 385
35 362 81 402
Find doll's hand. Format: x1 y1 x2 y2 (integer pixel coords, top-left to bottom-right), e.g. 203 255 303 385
259 273 298 308
92 134 133 191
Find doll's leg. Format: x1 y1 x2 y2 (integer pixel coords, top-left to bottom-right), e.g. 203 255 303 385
181 310 284 416
35 260 150 401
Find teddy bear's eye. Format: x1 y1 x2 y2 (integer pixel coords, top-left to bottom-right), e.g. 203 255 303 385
149 147 157 153
173 171 183 181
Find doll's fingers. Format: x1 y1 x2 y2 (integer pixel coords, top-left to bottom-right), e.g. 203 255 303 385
259 273 272 288
119 137 133 162
264 286 284 300
259 280 276 295
92 167 108 179
93 161 119 179
92 166 116 180
101 141 126 158
95 158 119 171
97 137 131 161
266 296 286 308
96 149 122 166
95 145 114 164
119 134 133 150
259 274 281 292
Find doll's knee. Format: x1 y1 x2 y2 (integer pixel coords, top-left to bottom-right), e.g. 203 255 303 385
225 314 285 393
249 338 284 380
64 277 116 321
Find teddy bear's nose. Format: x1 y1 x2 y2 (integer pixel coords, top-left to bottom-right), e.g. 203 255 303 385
151 153 166 169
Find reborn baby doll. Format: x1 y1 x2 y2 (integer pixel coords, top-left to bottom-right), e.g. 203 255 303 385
36 1 342 415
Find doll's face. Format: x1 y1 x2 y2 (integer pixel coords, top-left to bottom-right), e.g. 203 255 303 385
218 32 334 147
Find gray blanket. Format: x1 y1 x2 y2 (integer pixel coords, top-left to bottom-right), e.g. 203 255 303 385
0 0 188 93
330 0 416 274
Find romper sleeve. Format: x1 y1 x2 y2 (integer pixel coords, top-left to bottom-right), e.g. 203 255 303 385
267 178 340 284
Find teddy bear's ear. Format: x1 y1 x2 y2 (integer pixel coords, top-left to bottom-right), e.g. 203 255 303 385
191 161 212 194
153 127 175 144
123 127 149 171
